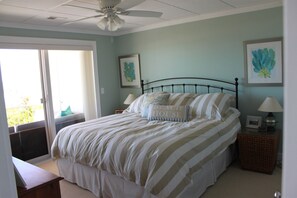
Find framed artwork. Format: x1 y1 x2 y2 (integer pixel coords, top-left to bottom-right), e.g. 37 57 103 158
119 54 141 88
244 37 283 86
246 115 262 129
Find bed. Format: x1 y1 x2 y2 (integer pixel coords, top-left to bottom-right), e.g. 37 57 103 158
51 77 241 198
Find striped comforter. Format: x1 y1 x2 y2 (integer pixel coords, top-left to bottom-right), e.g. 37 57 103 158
51 109 240 198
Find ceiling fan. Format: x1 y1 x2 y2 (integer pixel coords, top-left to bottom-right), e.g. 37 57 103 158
64 0 163 31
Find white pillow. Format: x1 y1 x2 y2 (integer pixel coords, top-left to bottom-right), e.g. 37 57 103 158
125 94 146 113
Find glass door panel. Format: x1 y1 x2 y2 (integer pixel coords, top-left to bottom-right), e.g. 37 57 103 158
0 49 45 127
0 49 48 160
47 50 87 133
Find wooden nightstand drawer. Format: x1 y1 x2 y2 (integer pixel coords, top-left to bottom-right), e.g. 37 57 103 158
237 129 280 174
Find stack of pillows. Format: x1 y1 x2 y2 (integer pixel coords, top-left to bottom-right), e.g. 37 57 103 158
125 92 234 122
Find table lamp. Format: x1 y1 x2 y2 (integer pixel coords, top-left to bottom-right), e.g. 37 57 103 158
124 94 136 105
258 96 283 131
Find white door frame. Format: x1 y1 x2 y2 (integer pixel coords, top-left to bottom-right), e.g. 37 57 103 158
282 0 297 196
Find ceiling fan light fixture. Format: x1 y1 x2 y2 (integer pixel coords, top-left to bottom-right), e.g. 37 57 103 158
97 17 108 30
97 8 125 32
107 18 119 31
113 15 125 26
97 15 125 31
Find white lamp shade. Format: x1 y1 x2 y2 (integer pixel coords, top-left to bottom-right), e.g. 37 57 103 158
97 17 108 30
113 15 124 26
124 94 136 105
258 96 283 112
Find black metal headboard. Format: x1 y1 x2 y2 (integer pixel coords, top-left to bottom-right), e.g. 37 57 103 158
141 77 239 109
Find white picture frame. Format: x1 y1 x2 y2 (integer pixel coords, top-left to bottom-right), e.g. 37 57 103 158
246 115 262 129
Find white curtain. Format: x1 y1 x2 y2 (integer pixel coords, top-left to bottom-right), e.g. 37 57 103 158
80 51 97 121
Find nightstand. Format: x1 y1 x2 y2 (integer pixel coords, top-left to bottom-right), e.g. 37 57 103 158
237 129 280 174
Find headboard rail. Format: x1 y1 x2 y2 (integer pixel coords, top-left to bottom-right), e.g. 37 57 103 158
141 77 239 109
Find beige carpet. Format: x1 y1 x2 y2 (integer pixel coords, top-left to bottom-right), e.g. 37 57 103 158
37 160 281 198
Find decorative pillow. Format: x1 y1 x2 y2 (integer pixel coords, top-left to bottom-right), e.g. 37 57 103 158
189 93 233 120
168 93 198 106
60 106 73 117
125 94 146 113
147 105 190 122
141 92 170 117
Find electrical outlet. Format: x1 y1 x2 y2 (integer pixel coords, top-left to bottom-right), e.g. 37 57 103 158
101 88 104 94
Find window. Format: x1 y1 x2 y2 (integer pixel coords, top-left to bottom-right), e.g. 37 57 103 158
0 36 100 149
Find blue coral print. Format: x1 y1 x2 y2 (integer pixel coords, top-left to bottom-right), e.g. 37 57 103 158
252 48 276 78
124 62 135 82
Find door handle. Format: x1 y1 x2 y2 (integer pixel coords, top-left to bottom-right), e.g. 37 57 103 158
274 191 281 198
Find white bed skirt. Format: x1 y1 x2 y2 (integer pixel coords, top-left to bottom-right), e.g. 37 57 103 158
57 146 234 198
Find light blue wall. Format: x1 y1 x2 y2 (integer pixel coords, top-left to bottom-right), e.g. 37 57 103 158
115 7 284 128
0 27 119 116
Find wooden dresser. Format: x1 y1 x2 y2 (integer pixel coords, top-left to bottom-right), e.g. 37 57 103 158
13 157 63 198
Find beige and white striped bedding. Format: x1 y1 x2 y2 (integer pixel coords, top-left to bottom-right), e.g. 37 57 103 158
51 108 240 198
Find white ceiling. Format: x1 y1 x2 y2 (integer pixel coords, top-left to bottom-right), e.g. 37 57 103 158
0 0 282 36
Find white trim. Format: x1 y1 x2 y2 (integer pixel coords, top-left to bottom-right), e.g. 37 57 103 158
0 21 112 36
92 45 101 118
40 50 57 147
0 36 96 50
0 2 282 37
283 0 297 196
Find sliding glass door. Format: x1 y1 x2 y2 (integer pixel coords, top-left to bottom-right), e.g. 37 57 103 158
0 49 48 160
0 47 97 160
0 49 45 129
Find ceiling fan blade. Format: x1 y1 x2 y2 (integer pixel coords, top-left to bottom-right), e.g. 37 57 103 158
63 4 103 13
63 15 104 25
119 10 162 18
117 0 145 10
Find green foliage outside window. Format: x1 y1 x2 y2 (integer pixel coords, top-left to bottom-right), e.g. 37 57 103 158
6 97 42 127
